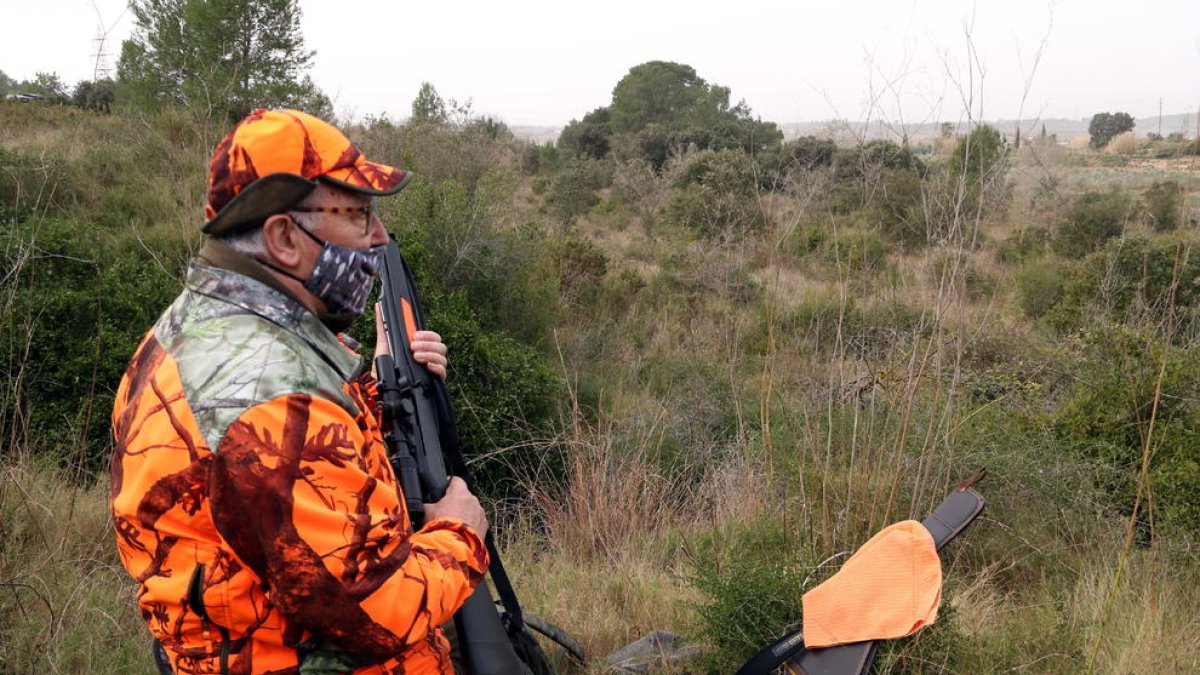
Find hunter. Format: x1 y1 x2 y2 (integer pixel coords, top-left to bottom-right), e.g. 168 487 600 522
110 109 488 674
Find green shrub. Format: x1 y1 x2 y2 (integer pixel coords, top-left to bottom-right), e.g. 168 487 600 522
360 116 519 197
779 222 829 257
779 135 836 170
757 135 837 187
834 140 923 180
551 236 609 305
1047 236 1200 334
1016 259 1066 319
964 265 998 301
1142 180 1184 232
943 124 1010 222
826 180 865 214
821 231 889 273
774 292 863 354
1052 190 1135 259
545 158 608 224
0 216 186 472
666 149 763 239
610 158 661 223
1052 325 1200 537
690 518 815 673
874 168 927 248
995 226 1049 263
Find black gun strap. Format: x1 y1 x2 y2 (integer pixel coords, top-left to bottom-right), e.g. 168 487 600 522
440 432 526 633
483 532 526 631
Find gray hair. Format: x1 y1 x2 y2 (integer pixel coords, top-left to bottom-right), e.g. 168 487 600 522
217 225 268 257
216 212 324 258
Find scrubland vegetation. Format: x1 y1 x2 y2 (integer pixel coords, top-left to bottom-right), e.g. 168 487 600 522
3 63 1200 673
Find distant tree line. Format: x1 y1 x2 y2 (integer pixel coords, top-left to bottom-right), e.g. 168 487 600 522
0 70 114 111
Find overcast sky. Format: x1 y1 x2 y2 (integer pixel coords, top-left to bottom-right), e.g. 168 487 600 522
3 0 1198 127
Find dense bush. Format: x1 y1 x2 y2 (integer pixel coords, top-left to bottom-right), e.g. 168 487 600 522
1052 190 1135 259
834 139 923 180
1016 259 1066 319
544 158 609 224
610 158 661 222
557 61 783 174
551 236 609 305
1088 111 1135 149
1 216 186 472
690 518 814 673
873 168 926 248
1046 236 1200 334
666 149 762 238
943 124 1010 220
995 226 1049 263
1142 180 1184 232
1052 325 1200 537
755 135 837 189
827 140 925 214
779 135 837 171
356 115 520 197
557 107 611 160
821 230 889 274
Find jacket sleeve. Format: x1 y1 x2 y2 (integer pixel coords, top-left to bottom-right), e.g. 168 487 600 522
207 391 488 663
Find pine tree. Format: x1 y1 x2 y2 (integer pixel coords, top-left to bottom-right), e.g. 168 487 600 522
410 82 447 125
118 0 329 121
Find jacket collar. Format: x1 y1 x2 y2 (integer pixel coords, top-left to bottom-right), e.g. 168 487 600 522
184 261 363 381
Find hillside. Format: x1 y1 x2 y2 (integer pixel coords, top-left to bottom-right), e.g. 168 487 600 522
2 95 1199 673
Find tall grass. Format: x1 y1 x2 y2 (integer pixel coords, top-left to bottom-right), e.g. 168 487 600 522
3 101 1199 673
0 453 152 673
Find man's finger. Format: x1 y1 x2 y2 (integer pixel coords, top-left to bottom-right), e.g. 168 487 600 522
374 303 389 357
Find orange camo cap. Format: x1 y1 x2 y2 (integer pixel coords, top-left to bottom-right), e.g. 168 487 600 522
202 109 412 235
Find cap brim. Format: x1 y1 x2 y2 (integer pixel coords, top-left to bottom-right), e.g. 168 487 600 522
202 173 318 236
320 157 413 196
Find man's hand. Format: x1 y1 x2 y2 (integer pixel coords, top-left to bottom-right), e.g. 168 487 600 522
424 477 488 537
409 330 448 380
374 303 449 380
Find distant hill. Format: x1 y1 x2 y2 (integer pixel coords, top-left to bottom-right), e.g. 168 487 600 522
518 113 1196 145
509 125 561 144
777 112 1197 143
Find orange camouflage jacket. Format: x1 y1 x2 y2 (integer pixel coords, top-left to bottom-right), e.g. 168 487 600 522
111 259 488 674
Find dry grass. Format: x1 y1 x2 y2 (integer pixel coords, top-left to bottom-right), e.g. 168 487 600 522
0 454 152 674
1072 551 1200 674
1104 131 1141 156
1068 135 1092 149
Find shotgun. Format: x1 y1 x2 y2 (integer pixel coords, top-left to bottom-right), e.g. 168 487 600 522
374 235 557 675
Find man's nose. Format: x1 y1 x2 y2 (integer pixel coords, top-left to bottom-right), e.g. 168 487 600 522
368 211 388 245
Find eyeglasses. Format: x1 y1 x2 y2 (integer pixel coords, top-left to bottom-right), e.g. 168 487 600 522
289 199 379 235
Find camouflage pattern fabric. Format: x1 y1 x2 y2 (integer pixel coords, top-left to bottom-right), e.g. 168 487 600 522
111 264 488 674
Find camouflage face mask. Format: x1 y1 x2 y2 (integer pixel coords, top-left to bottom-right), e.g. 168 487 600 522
294 223 384 318
257 222 383 331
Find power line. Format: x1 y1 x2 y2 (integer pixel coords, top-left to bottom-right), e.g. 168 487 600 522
91 28 112 80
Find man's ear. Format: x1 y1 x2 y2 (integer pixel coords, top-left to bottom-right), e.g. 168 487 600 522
262 214 303 269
